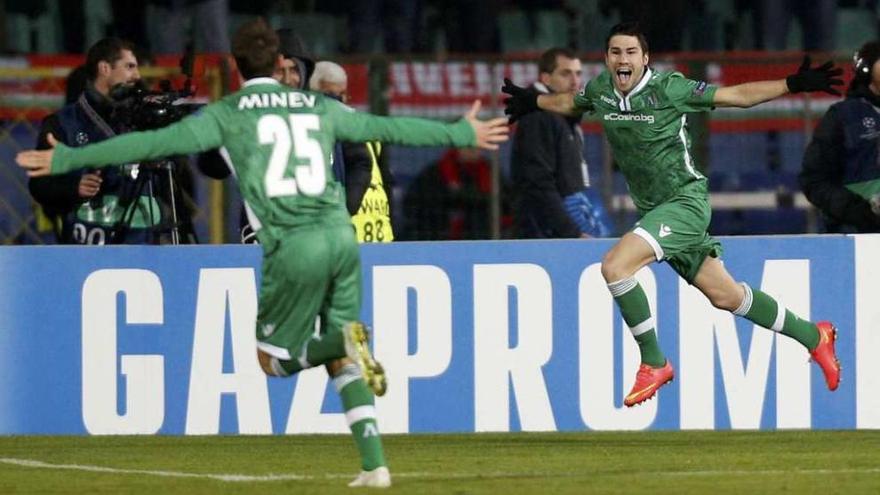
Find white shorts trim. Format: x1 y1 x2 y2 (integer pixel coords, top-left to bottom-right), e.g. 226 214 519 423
257 341 291 361
633 227 664 261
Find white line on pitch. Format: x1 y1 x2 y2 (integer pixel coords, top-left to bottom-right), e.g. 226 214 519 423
2 458 879 483
0 458 313 482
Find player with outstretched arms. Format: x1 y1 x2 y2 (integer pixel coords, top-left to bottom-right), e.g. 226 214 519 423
502 21 843 407
17 18 508 488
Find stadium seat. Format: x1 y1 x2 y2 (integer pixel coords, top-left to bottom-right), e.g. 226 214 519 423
498 10 533 53
835 8 879 52
85 0 114 52
499 9 573 53
5 3 62 54
583 11 621 52
742 208 807 234
227 13 342 56
535 11 570 50
277 14 344 57
785 19 804 51
686 11 723 51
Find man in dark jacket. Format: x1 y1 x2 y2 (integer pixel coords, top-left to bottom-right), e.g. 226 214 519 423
511 47 612 238
29 37 150 244
800 40 880 233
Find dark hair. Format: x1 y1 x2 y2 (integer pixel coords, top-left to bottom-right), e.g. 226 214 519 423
85 37 136 80
855 41 880 81
65 65 89 103
605 21 649 54
848 40 880 94
232 18 280 80
538 47 577 75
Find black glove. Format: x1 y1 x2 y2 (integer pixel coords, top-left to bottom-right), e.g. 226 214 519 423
786 55 843 96
502 78 539 123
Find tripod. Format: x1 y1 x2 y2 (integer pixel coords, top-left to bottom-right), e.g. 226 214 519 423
109 159 198 244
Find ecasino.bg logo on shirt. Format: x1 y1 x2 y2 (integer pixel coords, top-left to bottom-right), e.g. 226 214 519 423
604 113 655 124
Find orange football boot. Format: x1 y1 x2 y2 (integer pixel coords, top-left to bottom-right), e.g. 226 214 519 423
811 321 841 391
624 361 674 407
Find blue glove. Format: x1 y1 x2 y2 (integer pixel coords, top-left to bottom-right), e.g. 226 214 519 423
563 189 613 237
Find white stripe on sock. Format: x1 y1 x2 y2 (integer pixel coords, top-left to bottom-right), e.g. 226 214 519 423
771 302 786 332
345 405 376 426
629 318 655 336
733 283 753 316
607 276 638 297
333 364 362 392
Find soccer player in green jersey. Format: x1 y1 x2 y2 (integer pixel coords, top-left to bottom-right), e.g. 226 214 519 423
17 19 508 488
502 21 843 407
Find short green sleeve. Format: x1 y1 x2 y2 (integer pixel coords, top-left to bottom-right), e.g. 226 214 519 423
662 72 717 113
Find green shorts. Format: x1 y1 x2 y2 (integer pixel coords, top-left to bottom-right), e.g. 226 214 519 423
255 223 361 361
632 186 722 283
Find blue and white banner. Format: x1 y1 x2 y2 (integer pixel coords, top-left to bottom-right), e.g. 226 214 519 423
1 235 878 435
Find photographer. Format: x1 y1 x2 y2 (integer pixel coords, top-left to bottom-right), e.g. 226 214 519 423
800 41 880 233
29 37 159 244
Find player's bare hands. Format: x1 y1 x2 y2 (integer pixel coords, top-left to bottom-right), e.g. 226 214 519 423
78 171 102 199
16 132 57 177
465 100 508 151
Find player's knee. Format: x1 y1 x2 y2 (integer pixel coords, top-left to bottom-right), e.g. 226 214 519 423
257 351 275 375
601 251 628 282
706 286 740 312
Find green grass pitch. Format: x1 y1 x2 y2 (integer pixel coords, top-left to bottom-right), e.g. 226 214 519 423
0 431 878 494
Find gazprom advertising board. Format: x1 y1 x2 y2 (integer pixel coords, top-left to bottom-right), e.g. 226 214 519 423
1 235 878 435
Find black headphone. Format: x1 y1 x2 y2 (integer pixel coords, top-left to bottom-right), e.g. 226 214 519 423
854 42 880 83
853 51 871 82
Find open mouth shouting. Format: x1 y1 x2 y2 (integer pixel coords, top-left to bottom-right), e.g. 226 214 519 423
615 67 634 88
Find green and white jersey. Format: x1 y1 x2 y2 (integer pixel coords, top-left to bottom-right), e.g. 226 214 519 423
574 68 717 212
51 77 476 242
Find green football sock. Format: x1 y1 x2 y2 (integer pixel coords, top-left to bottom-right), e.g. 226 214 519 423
608 277 665 367
334 363 386 471
732 284 820 350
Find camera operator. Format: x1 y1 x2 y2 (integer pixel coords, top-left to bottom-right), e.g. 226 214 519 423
800 41 880 233
28 37 158 244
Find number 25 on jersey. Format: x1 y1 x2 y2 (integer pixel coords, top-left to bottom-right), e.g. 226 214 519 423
258 114 326 198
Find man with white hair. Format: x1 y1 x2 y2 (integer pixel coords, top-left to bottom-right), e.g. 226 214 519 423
311 61 395 242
